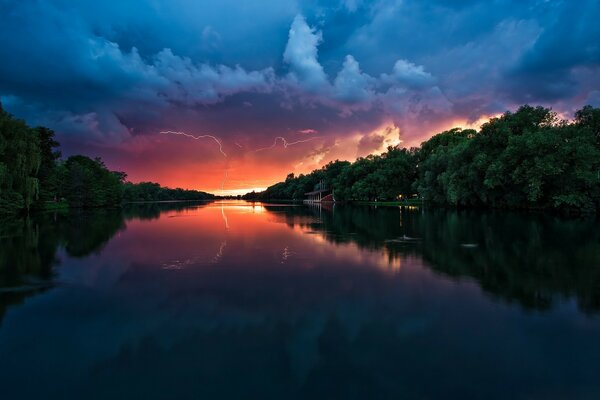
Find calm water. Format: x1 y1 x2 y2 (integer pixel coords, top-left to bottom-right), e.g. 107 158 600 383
1 201 599 399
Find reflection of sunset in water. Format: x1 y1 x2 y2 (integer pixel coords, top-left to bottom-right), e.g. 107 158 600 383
119 201 407 275
2 201 600 399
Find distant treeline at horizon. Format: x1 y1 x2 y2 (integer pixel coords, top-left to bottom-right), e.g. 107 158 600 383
243 105 600 213
0 104 215 215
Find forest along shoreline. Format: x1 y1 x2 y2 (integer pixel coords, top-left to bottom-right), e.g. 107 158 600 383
0 104 215 216
2 104 599 216
243 105 600 215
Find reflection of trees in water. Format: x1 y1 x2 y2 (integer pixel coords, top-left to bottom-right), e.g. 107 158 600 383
0 217 56 326
122 200 213 221
1 203 599 398
0 217 55 288
418 211 600 314
265 205 418 252
0 201 215 324
59 210 126 257
0 210 126 324
270 205 600 314
2 201 599 326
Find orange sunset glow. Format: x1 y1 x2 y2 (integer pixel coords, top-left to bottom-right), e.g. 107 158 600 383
89 114 498 196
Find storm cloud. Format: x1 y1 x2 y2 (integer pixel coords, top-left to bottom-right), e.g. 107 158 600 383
0 0 598 193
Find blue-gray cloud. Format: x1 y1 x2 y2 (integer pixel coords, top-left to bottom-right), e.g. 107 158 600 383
0 0 598 152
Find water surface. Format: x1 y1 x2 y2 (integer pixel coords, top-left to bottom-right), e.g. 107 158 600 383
1 201 599 399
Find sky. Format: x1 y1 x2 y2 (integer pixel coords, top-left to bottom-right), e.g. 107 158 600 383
1 0 599 195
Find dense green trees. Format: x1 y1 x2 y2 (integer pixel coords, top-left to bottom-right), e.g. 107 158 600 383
246 105 600 213
243 160 352 201
242 150 417 202
122 181 214 202
417 106 600 212
0 106 127 213
0 106 214 214
61 156 126 208
34 127 62 205
334 147 416 201
0 105 41 213
2 102 599 213
575 105 600 143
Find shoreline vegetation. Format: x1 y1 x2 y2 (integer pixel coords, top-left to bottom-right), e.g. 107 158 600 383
242 199 424 207
243 105 600 214
0 104 214 215
2 103 599 216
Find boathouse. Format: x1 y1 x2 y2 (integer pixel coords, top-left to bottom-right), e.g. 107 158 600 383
304 181 334 203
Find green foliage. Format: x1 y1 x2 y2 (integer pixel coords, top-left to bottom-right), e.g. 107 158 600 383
244 160 352 200
34 127 61 204
0 190 24 215
1 105 212 212
575 105 600 144
334 147 417 201
61 156 125 208
0 106 41 213
122 181 215 202
246 105 600 213
244 151 417 202
415 105 600 213
2 102 599 214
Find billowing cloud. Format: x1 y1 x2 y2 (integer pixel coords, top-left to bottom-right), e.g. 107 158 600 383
150 49 274 106
0 0 598 194
357 125 401 157
280 14 445 120
283 15 329 93
381 60 435 89
333 55 375 103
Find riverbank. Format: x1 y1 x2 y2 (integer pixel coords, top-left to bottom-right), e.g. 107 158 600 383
355 199 423 207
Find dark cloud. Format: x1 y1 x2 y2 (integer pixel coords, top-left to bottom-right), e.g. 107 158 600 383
503 0 600 102
0 0 598 186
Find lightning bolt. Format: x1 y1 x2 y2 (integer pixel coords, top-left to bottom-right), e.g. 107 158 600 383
221 168 228 192
160 130 227 157
160 130 230 194
252 136 320 153
160 131 321 194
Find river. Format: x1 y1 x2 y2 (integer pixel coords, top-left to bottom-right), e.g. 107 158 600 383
1 200 599 399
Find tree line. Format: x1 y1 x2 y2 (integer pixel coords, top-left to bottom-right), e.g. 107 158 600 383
243 105 600 213
121 181 215 203
0 105 214 214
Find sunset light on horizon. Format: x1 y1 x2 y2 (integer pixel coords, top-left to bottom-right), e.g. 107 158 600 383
1 1 598 195
93 112 521 196
2 2 600 398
